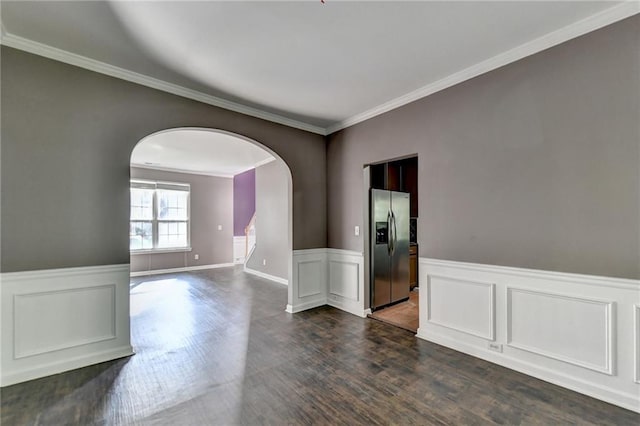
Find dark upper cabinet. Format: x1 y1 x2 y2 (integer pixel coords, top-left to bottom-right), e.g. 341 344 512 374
386 161 401 191
403 157 418 218
370 163 386 190
370 156 418 217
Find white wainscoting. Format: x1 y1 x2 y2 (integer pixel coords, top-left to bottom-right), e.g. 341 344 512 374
417 258 640 413
233 236 247 264
287 249 327 313
427 275 495 340
507 288 614 375
635 304 640 384
1 264 133 386
327 249 365 318
287 249 366 317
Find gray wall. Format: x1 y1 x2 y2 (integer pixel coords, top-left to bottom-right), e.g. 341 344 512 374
129 167 233 273
246 160 289 280
327 16 640 280
0 46 326 273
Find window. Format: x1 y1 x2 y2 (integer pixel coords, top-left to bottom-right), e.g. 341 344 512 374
130 180 190 252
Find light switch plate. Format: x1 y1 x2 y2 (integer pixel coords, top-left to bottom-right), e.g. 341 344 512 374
354 226 360 236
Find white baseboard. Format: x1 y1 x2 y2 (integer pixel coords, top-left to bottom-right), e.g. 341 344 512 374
243 266 288 285
327 300 367 318
1 264 133 386
1 345 134 387
286 298 327 314
418 257 640 413
130 263 234 277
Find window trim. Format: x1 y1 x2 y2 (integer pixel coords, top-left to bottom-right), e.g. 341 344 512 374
130 179 191 253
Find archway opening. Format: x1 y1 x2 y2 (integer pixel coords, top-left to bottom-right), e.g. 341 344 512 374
127 127 293 314
123 128 294 417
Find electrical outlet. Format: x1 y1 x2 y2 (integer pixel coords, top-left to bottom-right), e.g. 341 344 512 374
194 254 199 260
488 342 503 353
217 225 222 231
354 225 360 236
262 259 266 266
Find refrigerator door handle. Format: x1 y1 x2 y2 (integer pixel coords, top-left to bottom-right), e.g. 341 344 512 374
387 210 393 256
391 210 397 256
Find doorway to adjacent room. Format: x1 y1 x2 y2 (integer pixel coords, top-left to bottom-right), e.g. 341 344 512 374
365 155 419 333
128 128 292 284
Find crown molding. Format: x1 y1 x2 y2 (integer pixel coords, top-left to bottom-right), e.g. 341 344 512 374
0 32 327 136
130 164 235 179
228 156 277 175
130 159 276 178
1 2 637 138
325 2 640 135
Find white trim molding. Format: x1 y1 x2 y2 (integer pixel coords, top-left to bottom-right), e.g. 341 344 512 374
3 2 637 137
287 249 367 318
426 275 496 341
417 258 640 413
131 163 235 179
1 264 134 386
635 305 640 384
243 266 288 286
424 258 639 291
129 263 234 277
506 288 615 376
0 33 325 136
233 236 247 264
325 2 640 133
326 249 366 318
13 284 118 359
287 250 328 314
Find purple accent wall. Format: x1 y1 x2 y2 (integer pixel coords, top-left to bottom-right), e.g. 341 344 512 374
233 168 256 236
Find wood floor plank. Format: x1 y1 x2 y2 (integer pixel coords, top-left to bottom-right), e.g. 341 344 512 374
1 266 638 425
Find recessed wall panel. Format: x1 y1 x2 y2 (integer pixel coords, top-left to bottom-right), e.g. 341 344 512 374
298 260 323 298
634 305 640 383
14 285 116 358
427 275 495 340
507 288 613 374
329 261 359 301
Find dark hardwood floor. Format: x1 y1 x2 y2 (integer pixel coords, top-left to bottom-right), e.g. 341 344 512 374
1 266 638 425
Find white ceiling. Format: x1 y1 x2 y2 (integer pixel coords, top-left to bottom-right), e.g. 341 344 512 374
1 1 637 135
131 129 275 177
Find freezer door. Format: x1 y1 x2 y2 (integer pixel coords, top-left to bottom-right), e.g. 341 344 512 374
390 191 410 304
371 189 391 309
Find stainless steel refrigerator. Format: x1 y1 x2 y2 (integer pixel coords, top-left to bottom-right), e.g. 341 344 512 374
370 189 410 310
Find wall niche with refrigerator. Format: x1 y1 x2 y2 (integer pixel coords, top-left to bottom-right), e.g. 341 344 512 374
369 155 419 301
370 156 418 218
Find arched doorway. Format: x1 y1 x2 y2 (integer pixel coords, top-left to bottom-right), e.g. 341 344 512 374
128 127 294 308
